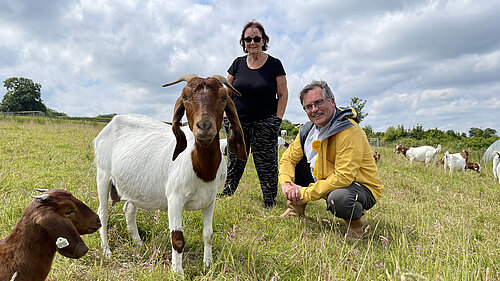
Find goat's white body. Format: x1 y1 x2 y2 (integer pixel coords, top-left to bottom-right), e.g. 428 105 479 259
277 136 286 149
493 151 500 182
219 138 227 155
443 151 466 173
405 145 441 165
280 129 287 138
94 114 225 274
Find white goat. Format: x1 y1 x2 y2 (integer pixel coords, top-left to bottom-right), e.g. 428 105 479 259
219 138 228 156
394 144 442 166
93 74 247 276
277 136 289 150
280 129 287 138
443 151 466 173
493 151 500 183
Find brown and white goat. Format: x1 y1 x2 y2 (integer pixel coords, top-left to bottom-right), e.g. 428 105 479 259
394 144 441 166
93 74 247 276
466 162 481 173
0 189 101 281
372 151 381 163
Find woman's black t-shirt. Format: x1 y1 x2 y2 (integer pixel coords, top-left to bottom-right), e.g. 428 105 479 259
228 55 286 121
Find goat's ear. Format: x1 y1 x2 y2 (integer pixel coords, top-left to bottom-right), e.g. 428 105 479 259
34 212 88 259
172 96 187 161
224 97 247 161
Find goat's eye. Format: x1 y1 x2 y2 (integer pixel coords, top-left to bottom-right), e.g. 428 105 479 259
182 95 188 101
221 96 228 102
65 210 75 216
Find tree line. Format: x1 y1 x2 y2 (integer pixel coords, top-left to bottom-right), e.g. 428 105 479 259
2 77 498 150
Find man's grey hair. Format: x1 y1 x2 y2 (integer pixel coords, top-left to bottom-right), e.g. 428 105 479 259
299 80 334 105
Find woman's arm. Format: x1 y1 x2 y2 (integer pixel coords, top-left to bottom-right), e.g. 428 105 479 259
275 75 288 119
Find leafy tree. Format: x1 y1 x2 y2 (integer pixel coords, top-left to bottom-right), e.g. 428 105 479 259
280 119 299 138
468 127 497 138
425 128 445 139
410 124 425 140
0 77 47 113
484 128 497 136
362 125 374 138
349 97 367 123
46 108 68 118
384 126 398 142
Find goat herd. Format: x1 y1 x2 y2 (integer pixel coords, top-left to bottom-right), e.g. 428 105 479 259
0 74 498 280
393 144 500 177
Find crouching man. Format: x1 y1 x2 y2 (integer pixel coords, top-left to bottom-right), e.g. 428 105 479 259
279 80 383 240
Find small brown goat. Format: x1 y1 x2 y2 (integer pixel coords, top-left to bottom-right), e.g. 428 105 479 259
372 151 381 163
466 162 481 173
0 189 101 281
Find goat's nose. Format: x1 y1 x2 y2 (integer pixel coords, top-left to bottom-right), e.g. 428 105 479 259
196 120 212 131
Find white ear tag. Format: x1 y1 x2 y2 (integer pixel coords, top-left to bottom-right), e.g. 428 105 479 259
56 237 70 248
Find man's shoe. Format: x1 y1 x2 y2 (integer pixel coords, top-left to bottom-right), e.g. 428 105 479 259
279 200 306 218
344 217 365 240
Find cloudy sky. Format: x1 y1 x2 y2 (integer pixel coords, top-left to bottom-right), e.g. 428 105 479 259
1 0 499 134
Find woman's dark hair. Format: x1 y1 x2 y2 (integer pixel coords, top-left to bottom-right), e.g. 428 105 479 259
239 20 269 53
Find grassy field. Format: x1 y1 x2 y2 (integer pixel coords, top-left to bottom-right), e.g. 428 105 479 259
0 116 498 280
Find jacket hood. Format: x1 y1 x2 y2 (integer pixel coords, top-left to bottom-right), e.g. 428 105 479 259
318 106 359 139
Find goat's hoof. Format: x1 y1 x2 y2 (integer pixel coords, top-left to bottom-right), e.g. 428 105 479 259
171 267 184 279
102 247 112 258
203 258 213 267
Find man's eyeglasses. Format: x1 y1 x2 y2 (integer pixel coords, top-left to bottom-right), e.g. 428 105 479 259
244 36 262 43
303 98 326 112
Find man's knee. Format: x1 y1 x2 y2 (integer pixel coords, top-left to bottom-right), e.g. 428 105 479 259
326 188 363 220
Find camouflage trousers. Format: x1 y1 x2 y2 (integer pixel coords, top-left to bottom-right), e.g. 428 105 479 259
220 115 282 208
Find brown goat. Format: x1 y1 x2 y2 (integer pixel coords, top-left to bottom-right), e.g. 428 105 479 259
0 189 101 281
372 151 381 163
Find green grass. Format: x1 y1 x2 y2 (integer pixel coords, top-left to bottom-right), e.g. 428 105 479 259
0 116 499 280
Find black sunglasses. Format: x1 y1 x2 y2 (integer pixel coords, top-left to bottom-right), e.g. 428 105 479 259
244 36 262 43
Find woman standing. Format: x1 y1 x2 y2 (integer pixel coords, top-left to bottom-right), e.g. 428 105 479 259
218 20 288 209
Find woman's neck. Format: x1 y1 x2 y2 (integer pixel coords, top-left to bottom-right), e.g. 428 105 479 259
246 52 268 69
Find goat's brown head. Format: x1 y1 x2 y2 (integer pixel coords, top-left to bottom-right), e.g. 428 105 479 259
31 189 101 259
163 74 247 161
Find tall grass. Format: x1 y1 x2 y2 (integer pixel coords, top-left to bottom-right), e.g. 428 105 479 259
0 116 498 280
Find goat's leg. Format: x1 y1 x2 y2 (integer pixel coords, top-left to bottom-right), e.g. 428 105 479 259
201 200 215 267
123 202 142 246
96 169 112 257
493 157 499 179
168 199 185 276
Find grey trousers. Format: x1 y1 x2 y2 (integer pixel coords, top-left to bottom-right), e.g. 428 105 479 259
294 158 376 220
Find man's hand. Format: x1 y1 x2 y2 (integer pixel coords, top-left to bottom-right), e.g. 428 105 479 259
281 182 304 204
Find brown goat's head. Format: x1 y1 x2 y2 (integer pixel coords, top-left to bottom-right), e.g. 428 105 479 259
394 144 409 156
31 189 101 259
163 74 247 161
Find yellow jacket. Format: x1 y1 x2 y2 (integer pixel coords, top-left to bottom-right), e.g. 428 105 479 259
279 114 383 203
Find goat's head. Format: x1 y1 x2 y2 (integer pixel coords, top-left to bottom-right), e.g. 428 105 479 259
31 189 101 259
394 144 408 154
163 74 247 161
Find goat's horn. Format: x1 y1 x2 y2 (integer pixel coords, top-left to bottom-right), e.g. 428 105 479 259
212 75 242 96
32 194 50 201
34 188 49 193
162 74 198 87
